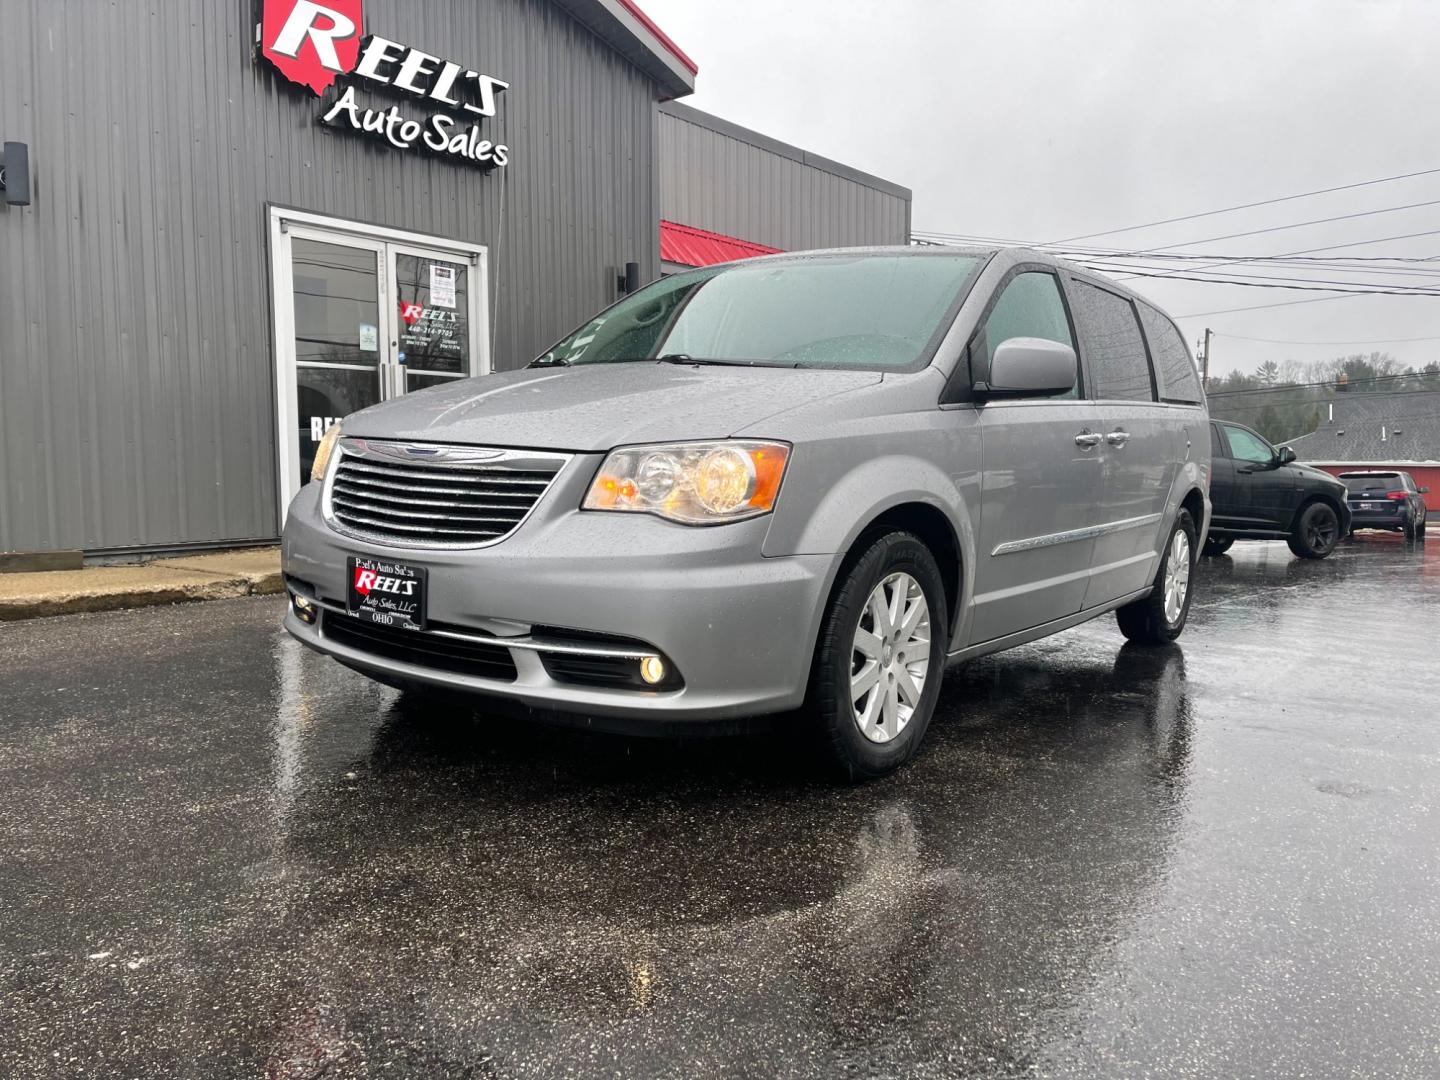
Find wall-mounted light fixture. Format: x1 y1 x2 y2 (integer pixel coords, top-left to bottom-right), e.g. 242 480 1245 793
616 261 640 296
0 142 31 206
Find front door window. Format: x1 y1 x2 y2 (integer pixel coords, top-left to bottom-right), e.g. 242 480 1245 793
1222 424 1275 465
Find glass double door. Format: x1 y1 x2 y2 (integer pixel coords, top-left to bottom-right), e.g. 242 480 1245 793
279 224 486 497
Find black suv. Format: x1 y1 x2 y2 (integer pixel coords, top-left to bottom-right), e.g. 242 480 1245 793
1203 420 1351 559
1340 471 1430 540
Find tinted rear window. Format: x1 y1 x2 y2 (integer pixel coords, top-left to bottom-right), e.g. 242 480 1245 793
1341 474 1401 492
1069 280 1155 401
1137 303 1204 403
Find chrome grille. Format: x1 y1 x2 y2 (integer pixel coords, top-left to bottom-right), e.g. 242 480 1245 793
324 439 569 548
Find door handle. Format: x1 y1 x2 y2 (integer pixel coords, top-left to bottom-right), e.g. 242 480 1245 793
1074 430 1102 449
1105 429 1130 447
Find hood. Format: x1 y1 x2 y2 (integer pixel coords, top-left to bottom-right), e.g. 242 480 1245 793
1294 463 1343 486
341 364 883 451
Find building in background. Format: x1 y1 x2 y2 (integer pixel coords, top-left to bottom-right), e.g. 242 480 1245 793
1290 389 1440 511
0 0 910 560
657 101 911 272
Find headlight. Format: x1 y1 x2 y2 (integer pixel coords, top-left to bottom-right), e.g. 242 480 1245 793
583 440 790 525
311 422 343 483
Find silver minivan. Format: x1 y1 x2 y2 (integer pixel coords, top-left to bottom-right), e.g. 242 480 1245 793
283 247 1210 777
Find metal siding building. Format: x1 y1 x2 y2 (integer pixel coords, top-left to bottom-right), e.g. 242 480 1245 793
658 101 911 260
0 0 911 558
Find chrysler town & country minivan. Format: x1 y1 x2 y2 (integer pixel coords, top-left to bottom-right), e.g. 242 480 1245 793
283 247 1211 778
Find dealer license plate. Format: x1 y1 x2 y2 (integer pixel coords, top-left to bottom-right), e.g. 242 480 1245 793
347 556 427 631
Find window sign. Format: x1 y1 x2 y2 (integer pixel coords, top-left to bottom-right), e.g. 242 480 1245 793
396 255 470 374
429 264 457 309
258 0 511 169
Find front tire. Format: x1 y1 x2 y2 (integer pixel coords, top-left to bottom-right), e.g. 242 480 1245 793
808 531 949 781
1116 510 1196 645
1288 501 1340 559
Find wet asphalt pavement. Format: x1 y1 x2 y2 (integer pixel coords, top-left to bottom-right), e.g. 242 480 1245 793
2 536 1439 1079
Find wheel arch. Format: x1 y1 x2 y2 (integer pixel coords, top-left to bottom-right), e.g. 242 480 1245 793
798 497 970 700
845 502 963 635
1288 490 1346 533
1179 486 1207 540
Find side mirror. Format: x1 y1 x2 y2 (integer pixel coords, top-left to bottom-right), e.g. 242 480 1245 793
1420 486 1431 494
1276 446 1297 465
983 337 1077 397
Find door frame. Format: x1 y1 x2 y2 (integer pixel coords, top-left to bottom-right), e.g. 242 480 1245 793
268 206 491 522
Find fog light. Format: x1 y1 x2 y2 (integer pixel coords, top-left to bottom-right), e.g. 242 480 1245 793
639 656 666 685
292 593 316 624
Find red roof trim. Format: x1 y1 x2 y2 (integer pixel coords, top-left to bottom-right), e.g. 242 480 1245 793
616 0 699 75
660 221 783 267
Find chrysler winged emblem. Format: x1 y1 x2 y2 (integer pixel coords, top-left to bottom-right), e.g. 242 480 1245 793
355 440 505 464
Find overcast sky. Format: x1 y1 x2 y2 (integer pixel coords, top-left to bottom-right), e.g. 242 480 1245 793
643 0 1440 377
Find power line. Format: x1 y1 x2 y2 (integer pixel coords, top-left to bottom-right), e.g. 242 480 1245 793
1205 371 1439 398
1177 294 1378 318
1216 332 1440 346
1060 250 1440 265
905 231 1440 315
1074 257 1440 278
911 230 1440 291
910 227 1440 262
1085 198 1440 261
1080 265 1440 297
1045 166 1440 245
1081 261 1440 291
1073 251 1440 279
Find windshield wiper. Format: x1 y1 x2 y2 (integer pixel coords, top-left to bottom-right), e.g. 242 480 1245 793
527 355 571 368
655 354 767 367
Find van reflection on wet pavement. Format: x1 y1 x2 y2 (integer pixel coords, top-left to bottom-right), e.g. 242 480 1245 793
1 538 1437 1079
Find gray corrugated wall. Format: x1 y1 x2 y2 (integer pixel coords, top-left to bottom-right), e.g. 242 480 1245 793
658 106 909 252
0 0 659 553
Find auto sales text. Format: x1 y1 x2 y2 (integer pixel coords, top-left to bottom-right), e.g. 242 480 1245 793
322 86 510 167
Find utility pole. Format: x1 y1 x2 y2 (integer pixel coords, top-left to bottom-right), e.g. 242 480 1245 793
1200 327 1212 390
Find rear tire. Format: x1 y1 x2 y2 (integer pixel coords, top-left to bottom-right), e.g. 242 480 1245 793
1202 536 1233 557
1117 510 1196 645
808 531 949 782
1287 501 1340 559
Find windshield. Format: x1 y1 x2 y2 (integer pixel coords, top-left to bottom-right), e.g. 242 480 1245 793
533 253 984 371
1341 474 1401 493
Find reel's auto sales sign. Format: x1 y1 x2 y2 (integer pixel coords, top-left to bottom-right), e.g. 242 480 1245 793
259 0 511 168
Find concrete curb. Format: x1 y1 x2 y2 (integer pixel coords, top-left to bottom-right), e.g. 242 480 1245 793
0 548 284 622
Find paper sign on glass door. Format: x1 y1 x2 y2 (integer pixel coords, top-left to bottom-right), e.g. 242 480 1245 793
430 265 457 309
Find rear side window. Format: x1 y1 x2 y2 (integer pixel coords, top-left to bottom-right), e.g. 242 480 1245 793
974 271 1078 397
1221 424 1274 464
1137 304 1204 403
1069 280 1155 401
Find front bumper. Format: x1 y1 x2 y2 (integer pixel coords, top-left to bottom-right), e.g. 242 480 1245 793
281 481 836 724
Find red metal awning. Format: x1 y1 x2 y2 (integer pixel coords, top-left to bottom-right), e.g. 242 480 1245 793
660 220 782 268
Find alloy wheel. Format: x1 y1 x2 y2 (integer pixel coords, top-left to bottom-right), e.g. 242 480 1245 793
1163 529 1191 624
851 572 931 744
1307 509 1337 551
